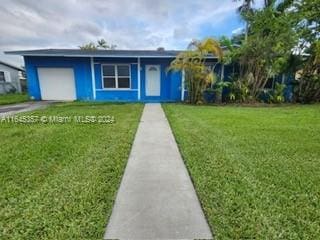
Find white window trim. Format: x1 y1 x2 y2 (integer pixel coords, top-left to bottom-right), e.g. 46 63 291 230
96 88 138 91
0 71 11 83
101 64 131 90
264 76 275 90
91 57 96 99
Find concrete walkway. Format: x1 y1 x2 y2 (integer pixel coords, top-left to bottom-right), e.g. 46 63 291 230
0 101 54 117
104 103 212 240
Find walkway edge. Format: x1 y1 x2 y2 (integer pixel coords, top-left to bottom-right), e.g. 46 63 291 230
104 103 213 239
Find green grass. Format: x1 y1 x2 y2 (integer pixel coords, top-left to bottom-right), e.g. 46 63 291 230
0 102 143 239
0 93 29 105
163 104 320 239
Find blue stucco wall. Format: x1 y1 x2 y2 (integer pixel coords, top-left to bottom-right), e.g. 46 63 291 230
24 56 183 102
24 56 93 100
93 57 139 101
140 58 182 102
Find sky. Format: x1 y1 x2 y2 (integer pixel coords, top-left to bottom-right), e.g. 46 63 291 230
0 0 263 66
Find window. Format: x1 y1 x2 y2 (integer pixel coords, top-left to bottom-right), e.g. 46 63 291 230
205 63 216 72
0 71 5 82
102 65 130 89
265 77 275 89
148 66 158 71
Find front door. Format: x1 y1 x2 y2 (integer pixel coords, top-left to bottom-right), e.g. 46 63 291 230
145 65 160 96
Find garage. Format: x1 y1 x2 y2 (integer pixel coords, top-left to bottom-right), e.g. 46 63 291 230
37 68 76 100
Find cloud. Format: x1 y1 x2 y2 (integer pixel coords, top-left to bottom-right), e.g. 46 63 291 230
232 27 244 35
0 0 242 65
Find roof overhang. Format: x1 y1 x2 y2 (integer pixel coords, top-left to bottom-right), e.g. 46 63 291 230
5 49 218 59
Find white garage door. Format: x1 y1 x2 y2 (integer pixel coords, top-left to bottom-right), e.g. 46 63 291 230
37 68 76 100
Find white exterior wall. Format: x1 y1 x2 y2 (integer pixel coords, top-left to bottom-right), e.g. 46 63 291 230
0 63 22 94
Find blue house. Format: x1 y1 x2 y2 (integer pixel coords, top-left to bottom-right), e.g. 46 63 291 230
6 49 219 102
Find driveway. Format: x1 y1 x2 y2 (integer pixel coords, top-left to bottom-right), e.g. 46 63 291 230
0 101 55 117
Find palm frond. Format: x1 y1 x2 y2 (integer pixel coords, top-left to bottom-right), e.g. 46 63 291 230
197 38 224 61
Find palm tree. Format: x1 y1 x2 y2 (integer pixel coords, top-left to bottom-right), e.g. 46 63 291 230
276 0 294 12
188 38 223 61
80 39 117 50
169 38 224 103
79 42 97 50
234 0 255 41
97 39 109 49
237 0 255 12
264 0 275 7
235 0 279 41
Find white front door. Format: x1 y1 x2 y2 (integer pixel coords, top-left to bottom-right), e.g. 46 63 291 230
145 65 160 96
37 68 76 101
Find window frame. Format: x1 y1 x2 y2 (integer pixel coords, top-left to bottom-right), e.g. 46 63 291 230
264 76 275 90
0 71 5 83
101 64 131 90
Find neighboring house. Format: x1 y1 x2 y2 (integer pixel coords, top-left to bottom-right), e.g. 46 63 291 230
5 49 224 102
0 60 25 94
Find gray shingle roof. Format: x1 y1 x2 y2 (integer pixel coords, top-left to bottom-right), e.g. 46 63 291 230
5 49 184 58
5 48 219 58
0 60 24 71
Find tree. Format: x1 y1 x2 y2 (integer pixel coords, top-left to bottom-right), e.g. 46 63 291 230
264 0 275 7
293 46 320 102
234 0 255 41
235 3 298 99
79 38 116 50
235 0 282 41
231 0 319 103
219 36 238 66
276 0 295 12
292 0 320 102
79 42 97 50
97 39 108 49
219 36 239 91
169 38 223 104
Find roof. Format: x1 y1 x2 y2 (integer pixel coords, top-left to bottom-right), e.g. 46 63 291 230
5 48 218 58
0 60 24 71
5 49 182 58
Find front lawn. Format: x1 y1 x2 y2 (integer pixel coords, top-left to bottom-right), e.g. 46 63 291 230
163 104 320 239
0 93 29 105
0 103 143 239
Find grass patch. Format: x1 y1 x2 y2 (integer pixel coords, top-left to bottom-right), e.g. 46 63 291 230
0 103 143 239
163 104 320 239
0 93 29 105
